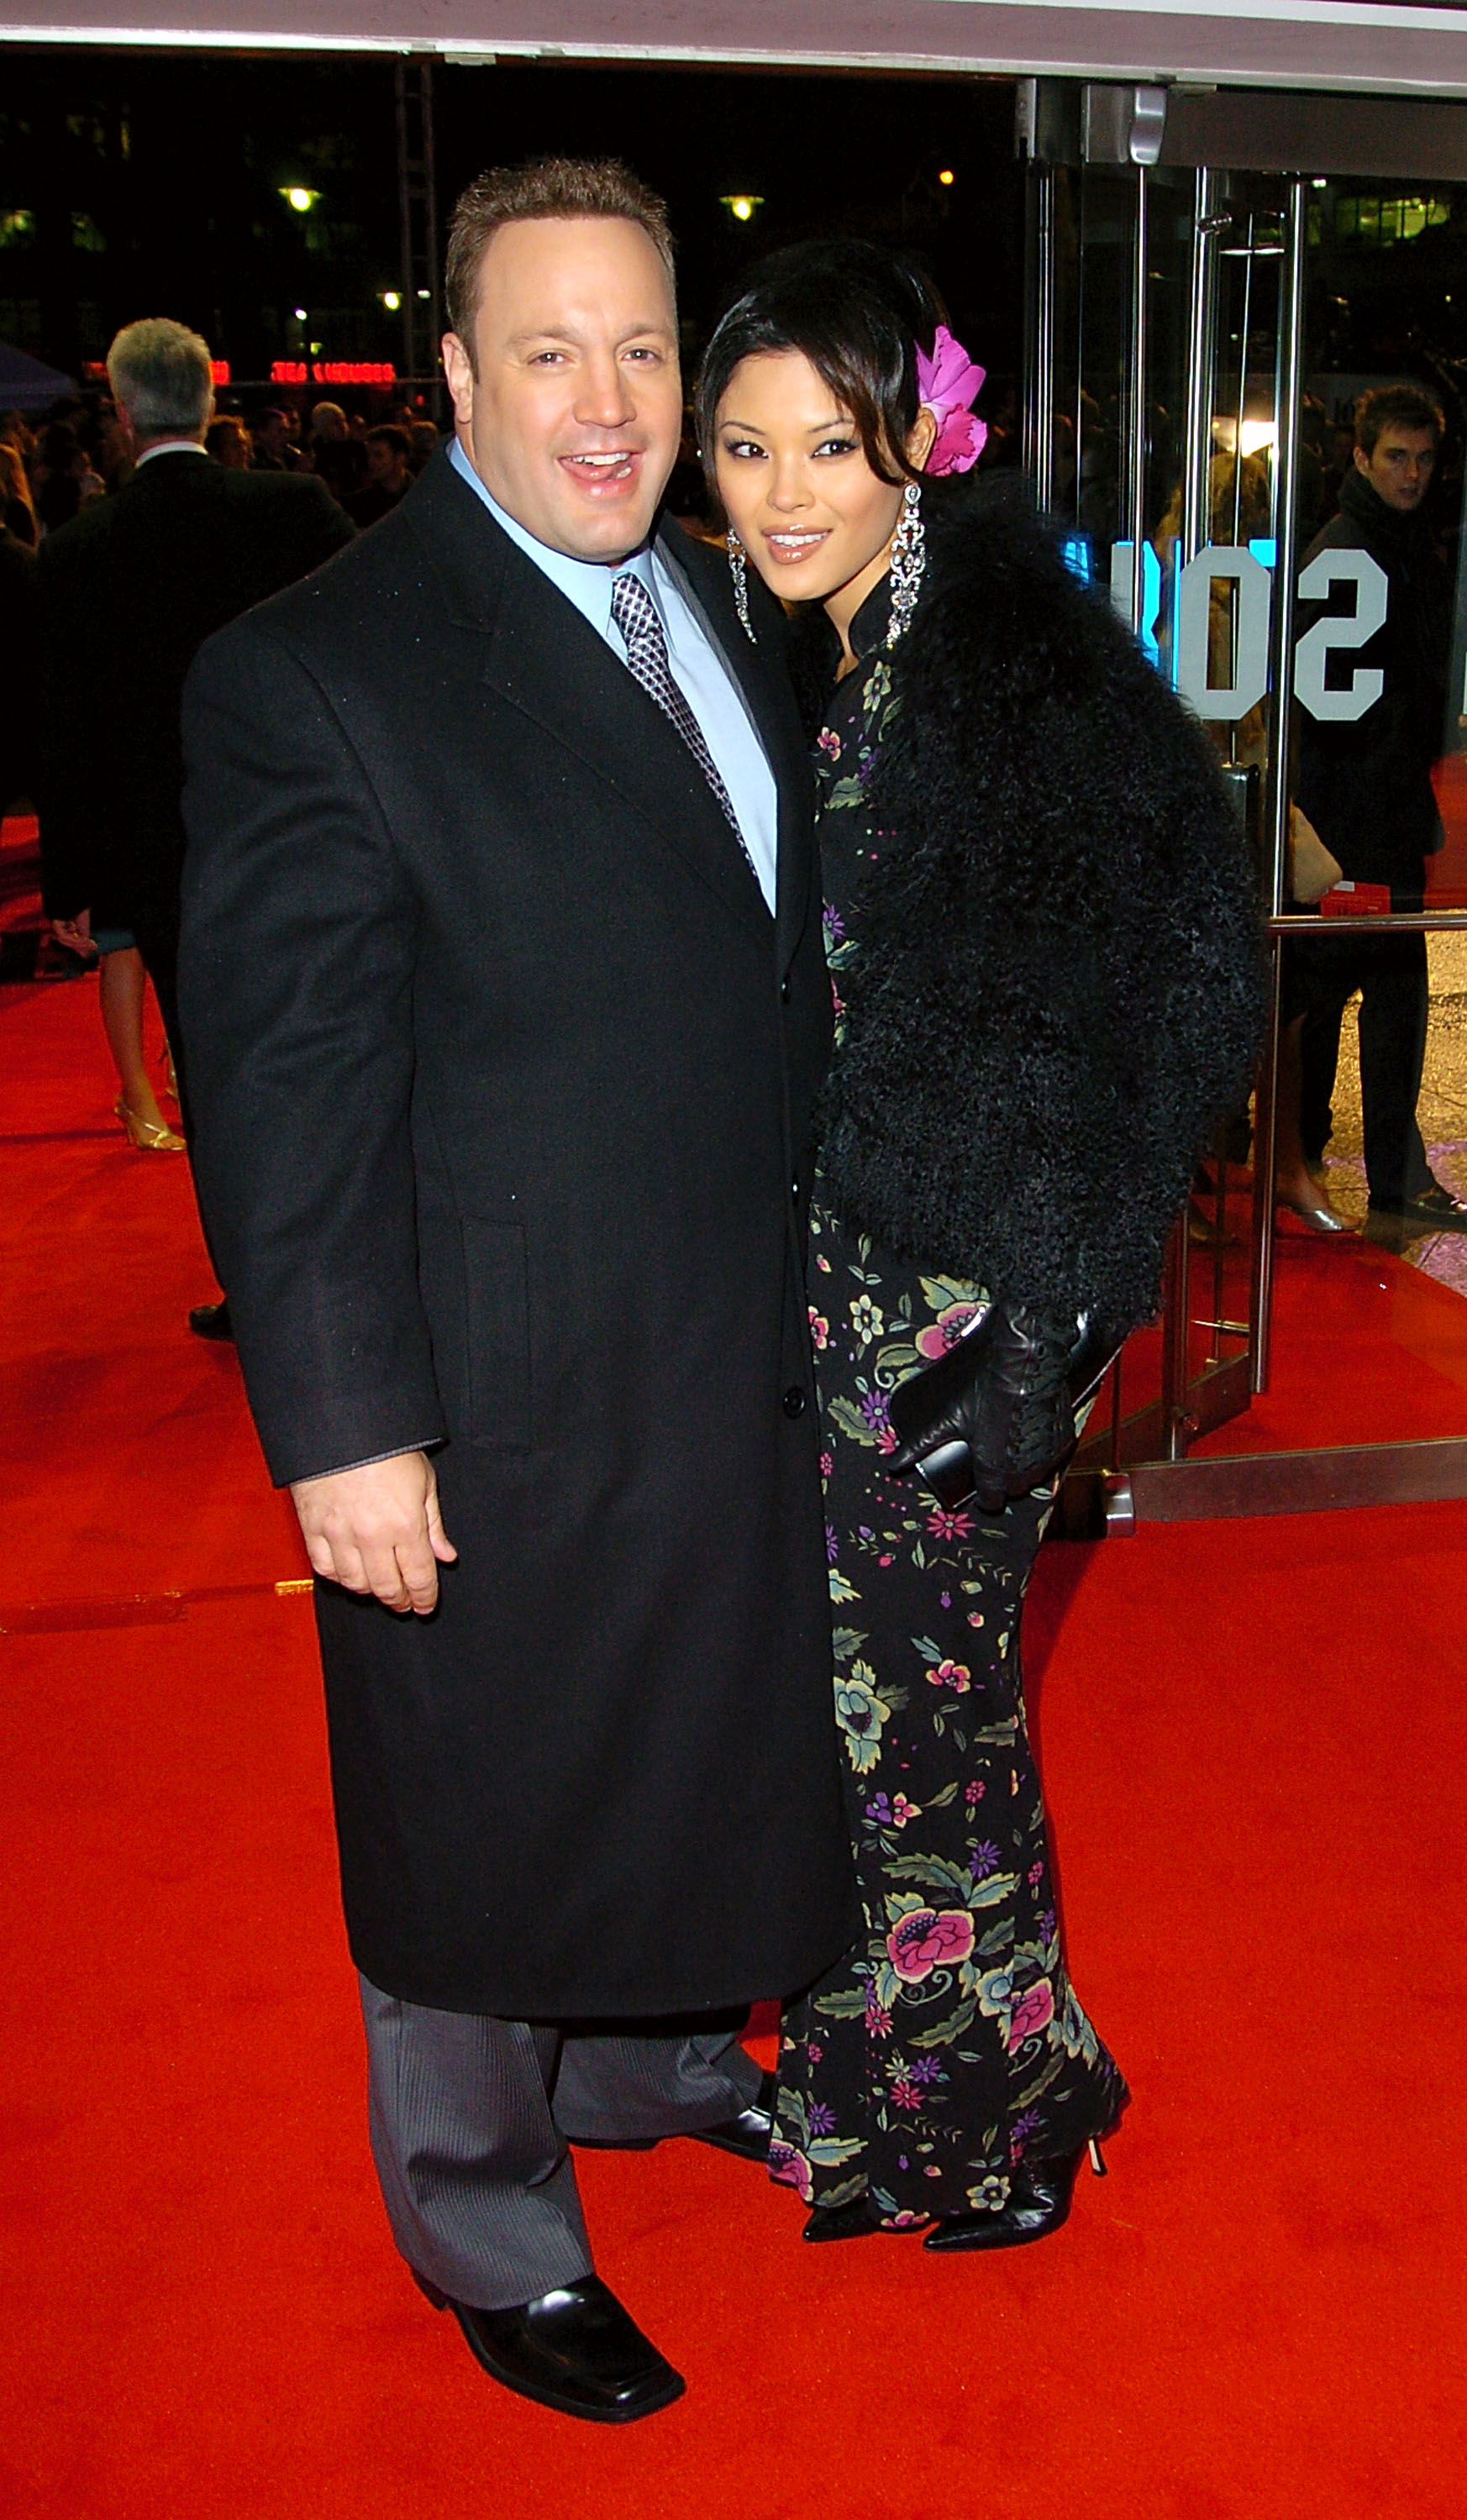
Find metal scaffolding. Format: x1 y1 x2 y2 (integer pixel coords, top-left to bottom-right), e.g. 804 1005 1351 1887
395 56 442 393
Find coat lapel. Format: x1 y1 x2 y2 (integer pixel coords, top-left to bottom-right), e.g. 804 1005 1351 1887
405 455 773 940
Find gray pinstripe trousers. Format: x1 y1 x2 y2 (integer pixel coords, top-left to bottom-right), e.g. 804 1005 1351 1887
359 1974 762 2310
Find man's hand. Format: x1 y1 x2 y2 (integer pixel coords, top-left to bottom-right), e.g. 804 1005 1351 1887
51 908 95 958
291 1450 458 1614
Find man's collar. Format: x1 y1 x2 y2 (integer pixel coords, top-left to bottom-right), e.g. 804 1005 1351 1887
134 438 210 468
1339 465 1422 539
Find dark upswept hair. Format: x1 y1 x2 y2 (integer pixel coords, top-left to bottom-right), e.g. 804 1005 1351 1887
694 239 948 500
1355 382 1444 455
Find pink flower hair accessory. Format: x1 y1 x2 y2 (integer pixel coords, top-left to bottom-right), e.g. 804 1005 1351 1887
915 324 988 475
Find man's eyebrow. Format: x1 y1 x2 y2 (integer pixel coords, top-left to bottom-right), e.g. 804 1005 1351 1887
505 320 675 349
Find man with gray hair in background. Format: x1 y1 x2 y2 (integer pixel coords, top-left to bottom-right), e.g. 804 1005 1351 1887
38 317 352 1334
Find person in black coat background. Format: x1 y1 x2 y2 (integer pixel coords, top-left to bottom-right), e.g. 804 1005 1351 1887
177 161 853 2426
37 319 352 1216
1294 385 1467 1231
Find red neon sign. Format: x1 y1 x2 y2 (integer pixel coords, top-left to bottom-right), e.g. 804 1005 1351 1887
83 358 230 384
270 360 396 386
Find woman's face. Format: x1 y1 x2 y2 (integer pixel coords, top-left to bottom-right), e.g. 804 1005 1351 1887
713 349 910 606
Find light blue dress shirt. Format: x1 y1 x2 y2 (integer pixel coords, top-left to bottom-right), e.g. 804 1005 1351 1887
449 436 778 913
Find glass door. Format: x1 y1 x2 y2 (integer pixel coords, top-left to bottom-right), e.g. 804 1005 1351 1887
1022 87 1467 1522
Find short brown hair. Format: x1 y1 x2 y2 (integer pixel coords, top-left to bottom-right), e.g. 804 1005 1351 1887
444 156 675 354
1355 383 1443 457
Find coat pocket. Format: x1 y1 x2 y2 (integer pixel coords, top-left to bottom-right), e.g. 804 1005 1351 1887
461 1217 533 1450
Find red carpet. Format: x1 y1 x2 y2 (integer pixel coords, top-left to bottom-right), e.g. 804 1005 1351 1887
3 978 1465 2519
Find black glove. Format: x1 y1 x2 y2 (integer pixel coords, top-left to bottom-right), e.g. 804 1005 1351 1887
886 1299 1119 1514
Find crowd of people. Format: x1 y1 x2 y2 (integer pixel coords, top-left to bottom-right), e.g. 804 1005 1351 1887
0 390 442 548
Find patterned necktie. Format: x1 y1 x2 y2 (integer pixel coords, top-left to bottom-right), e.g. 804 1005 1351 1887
610 570 758 881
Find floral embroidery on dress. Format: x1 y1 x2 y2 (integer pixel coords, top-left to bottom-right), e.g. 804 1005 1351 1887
776 632 1126 2224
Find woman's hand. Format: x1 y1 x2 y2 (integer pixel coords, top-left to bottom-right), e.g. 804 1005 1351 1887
887 1302 1099 1512
50 908 95 958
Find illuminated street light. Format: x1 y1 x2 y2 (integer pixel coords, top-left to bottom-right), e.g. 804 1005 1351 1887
292 306 308 322
720 195 763 223
381 289 402 312
938 168 955 186
417 288 430 300
281 186 319 213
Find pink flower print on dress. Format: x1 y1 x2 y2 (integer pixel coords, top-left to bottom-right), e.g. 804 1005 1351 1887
926 1659 971 1693
1006 1979 1055 2052
886 1906 976 1982
768 2139 813 2202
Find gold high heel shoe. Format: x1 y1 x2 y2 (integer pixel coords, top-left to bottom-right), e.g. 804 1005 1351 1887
114 1096 186 1153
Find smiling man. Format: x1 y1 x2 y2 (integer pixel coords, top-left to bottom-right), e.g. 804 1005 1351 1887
176 160 852 2424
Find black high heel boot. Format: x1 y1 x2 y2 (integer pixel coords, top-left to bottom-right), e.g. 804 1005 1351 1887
922 2139 1105 2253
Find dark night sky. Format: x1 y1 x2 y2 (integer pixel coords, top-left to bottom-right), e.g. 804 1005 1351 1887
0 50 1026 396
3 46 1462 421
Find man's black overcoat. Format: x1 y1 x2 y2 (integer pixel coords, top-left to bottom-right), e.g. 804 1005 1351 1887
37 453 353 932
177 449 853 2019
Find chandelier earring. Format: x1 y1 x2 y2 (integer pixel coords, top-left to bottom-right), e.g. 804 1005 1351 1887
885 478 926 648
726 528 757 643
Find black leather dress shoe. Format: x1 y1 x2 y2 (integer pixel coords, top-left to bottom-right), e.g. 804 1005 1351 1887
416 2271 685 2423
686 2067 777 2164
188 1298 234 1341
1369 1184 1467 1232
923 2149 1085 2253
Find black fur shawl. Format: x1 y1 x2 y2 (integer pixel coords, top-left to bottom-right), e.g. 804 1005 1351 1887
809 482 1266 1332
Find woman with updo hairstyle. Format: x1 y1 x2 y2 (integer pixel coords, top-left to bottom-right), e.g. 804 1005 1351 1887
697 240 1263 2250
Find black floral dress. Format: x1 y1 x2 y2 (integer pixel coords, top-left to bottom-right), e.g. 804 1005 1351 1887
770 609 1128 2229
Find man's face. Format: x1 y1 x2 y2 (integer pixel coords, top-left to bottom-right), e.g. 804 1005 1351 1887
366 438 406 490
1357 424 1438 512
442 215 681 562
258 413 290 456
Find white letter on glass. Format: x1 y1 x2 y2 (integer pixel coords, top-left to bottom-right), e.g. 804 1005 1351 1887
1293 549 1388 723
1175 548 1271 721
